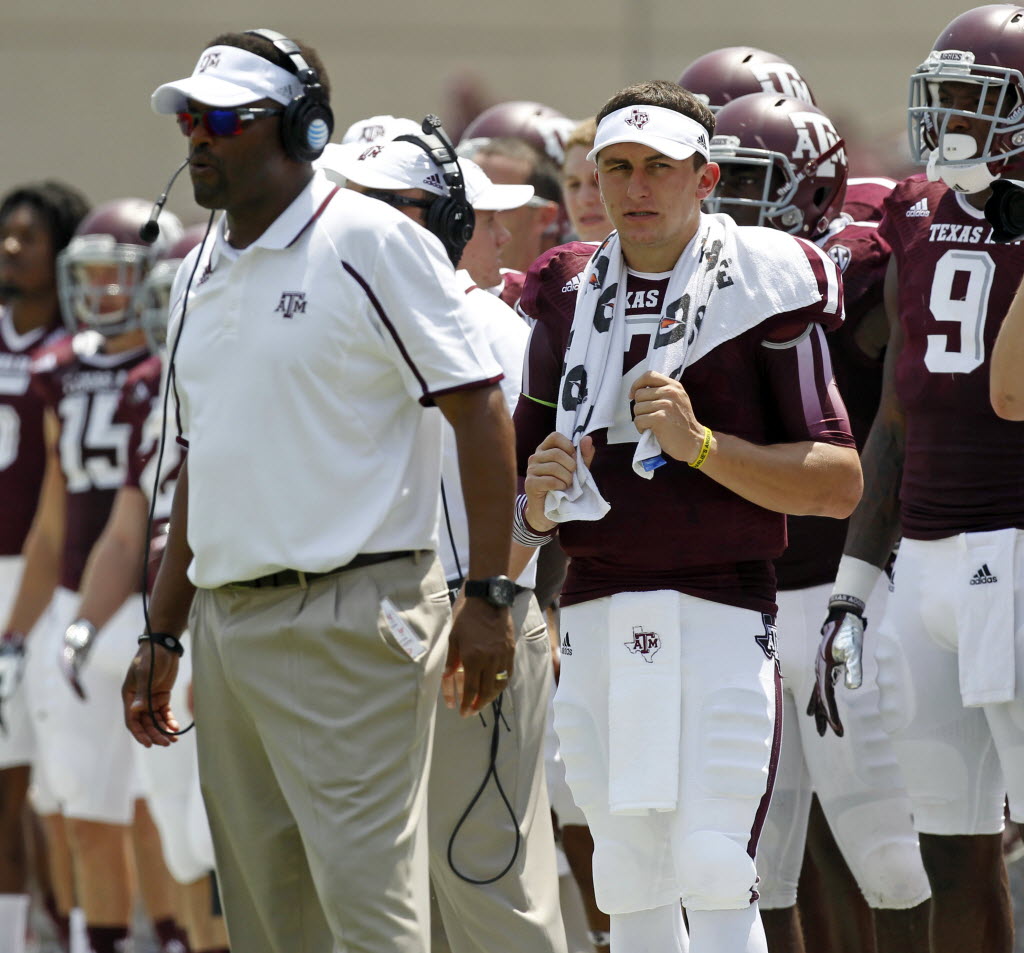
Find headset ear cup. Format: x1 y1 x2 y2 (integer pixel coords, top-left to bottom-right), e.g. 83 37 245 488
280 94 334 163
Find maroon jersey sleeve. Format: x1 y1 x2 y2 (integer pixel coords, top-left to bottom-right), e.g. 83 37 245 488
877 175 1024 539
842 177 898 224
777 222 890 590
515 243 595 472
118 355 163 490
499 270 527 310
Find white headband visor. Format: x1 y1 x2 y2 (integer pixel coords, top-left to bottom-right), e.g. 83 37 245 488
317 141 534 211
151 46 302 114
588 105 710 163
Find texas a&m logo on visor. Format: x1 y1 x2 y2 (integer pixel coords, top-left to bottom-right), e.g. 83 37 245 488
625 109 649 130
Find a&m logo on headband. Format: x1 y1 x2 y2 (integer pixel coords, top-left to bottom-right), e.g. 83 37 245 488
625 108 649 130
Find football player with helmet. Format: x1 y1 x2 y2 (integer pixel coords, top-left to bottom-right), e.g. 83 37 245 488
680 46 898 226
816 7 1024 952
708 92 932 953
2 197 182 953
461 100 577 167
0 180 89 953
61 221 226 953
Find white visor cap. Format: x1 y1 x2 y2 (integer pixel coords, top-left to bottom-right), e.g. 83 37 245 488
588 105 711 163
317 140 535 211
152 46 302 114
341 115 422 145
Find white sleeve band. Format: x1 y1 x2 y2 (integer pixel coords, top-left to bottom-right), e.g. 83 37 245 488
830 555 883 608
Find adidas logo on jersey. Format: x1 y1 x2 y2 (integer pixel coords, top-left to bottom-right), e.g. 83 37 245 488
906 198 929 217
970 564 998 585
560 632 572 656
561 275 581 293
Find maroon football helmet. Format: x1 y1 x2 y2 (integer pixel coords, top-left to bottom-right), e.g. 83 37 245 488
459 101 576 165
139 224 208 352
705 93 848 239
909 4 1024 191
57 198 183 337
677 47 816 113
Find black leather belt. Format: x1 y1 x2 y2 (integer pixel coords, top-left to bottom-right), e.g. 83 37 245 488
229 551 417 589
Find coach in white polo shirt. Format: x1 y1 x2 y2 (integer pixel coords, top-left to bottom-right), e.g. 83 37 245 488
325 133 569 953
120 31 518 953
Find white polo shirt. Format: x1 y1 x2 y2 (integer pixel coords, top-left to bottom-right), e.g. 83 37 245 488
168 172 502 588
437 271 537 590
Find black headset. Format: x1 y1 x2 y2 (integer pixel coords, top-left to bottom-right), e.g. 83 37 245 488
395 116 476 265
245 28 334 163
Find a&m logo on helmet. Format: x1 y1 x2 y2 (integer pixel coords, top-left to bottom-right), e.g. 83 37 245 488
625 108 650 130
789 111 843 176
626 625 661 662
750 62 814 104
359 124 386 142
358 145 384 161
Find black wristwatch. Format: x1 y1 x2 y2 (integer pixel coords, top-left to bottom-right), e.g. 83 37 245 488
464 575 516 608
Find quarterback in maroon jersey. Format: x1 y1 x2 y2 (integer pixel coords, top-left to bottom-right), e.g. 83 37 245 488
816 8 1024 953
707 92 931 953
2 197 182 953
514 80 860 953
0 180 89 953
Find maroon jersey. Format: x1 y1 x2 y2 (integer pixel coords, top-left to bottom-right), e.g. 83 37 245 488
30 333 149 591
498 269 527 310
0 310 65 555
777 220 890 589
117 354 182 590
516 236 853 614
879 176 1024 539
843 177 898 224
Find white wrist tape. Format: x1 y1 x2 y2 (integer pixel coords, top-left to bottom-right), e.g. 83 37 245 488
830 555 882 612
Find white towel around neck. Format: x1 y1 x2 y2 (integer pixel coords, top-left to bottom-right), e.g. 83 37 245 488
545 213 831 523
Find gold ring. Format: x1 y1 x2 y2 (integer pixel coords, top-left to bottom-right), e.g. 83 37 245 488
495 670 509 681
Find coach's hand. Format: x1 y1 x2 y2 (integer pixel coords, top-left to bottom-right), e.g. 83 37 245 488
630 371 705 463
807 599 866 737
444 598 515 716
122 641 181 747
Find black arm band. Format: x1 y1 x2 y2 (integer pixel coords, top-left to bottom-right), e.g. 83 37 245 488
138 632 185 657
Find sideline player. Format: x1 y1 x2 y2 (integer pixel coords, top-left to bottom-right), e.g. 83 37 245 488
814 7 1024 953
513 79 861 953
0 181 89 953
707 92 931 953
678 47 897 224
123 30 517 953
61 225 226 953
4 198 180 953
324 131 568 953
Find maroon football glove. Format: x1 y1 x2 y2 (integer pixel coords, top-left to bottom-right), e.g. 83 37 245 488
807 598 866 738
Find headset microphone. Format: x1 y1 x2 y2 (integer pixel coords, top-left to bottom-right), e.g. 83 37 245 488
140 158 189 243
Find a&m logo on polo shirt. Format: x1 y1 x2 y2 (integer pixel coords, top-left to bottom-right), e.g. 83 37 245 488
626 625 660 662
275 291 307 319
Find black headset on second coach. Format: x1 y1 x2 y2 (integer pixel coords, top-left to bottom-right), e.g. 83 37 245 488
396 116 476 265
245 28 334 162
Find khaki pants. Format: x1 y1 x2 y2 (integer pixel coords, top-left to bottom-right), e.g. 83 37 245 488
429 590 567 953
190 553 449 953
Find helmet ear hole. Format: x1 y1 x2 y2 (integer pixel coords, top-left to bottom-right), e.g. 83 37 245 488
813 186 828 208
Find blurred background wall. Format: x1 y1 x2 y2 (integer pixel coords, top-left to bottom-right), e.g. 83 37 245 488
0 0 981 223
